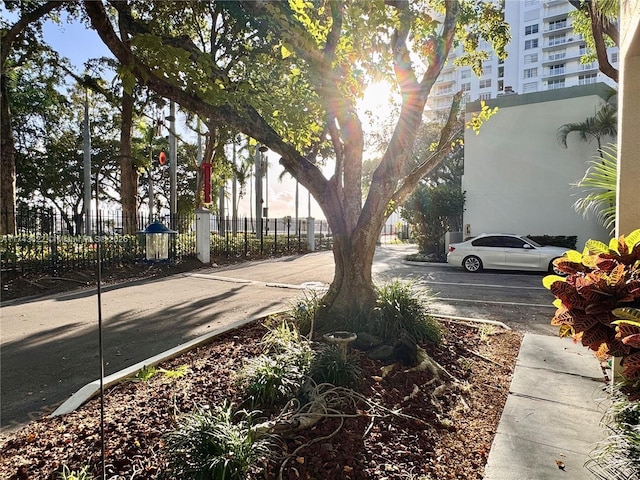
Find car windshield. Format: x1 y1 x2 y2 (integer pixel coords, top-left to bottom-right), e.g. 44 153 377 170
523 237 542 247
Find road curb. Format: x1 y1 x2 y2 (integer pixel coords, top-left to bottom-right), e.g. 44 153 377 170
50 310 287 418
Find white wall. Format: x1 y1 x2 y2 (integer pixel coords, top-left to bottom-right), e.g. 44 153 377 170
463 84 613 248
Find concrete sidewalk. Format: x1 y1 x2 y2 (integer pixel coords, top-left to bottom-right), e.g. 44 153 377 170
484 334 607 480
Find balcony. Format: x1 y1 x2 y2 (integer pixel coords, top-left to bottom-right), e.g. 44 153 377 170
543 22 572 35
545 67 566 78
542 36 582 51
543 4 572 21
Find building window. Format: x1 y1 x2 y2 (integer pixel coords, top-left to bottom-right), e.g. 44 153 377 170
435 98 452 109
460 69 472 79
479 92 492 100
548 63 565 75
483 64 492 75
437 85 453 95
548 51 566 61
523 67 538 78
547 79 565 90
525 24 539 35
460 82 471 92
611 51 619 63
548 19 567 31
579 74 598 85
525 39 539 50
525 0 538 6
479 79 491 89
524 53 538 64
548 34 566 46
462 92 471 103
523 82 538 93
580 61 597 71
579 45 587 56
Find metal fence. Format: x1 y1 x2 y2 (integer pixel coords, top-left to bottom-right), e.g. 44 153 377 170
0 209 333 276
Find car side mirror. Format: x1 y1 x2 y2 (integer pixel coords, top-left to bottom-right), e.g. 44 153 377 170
523 244 533 249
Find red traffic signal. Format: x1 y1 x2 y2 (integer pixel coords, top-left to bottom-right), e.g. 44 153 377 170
158 151 167 165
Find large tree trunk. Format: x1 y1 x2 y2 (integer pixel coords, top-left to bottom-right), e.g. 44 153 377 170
0 75 16 234
120 90 138 234
323 233 378 317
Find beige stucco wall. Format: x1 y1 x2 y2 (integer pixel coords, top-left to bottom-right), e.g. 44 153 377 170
617 1 640 236
464 85 613 248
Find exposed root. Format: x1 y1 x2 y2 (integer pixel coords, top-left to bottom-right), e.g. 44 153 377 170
406 346 458 383
463 347 504 367
250 381 433 479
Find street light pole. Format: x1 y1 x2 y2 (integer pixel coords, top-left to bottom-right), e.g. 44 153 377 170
83 89 91 235
168 101 177 229
254 145 262 236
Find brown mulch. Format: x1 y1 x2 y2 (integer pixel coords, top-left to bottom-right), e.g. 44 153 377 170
0 317 522 480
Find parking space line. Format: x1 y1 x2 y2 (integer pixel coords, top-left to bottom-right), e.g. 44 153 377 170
434 297 555 308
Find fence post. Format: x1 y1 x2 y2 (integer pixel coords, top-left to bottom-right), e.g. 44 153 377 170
195 208 211 264
307 217 315 251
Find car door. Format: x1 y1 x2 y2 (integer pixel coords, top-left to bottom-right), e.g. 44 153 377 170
502 236 540 270
471 236 506 268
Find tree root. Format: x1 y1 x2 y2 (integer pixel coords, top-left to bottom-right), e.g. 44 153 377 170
463 347 504 367
406 346 458 383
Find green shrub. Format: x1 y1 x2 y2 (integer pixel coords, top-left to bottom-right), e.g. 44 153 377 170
585 386 640 479
373 280 443 344
236 352 309 408
288 291 325 336
527 235 577 249
543 229 640 385
309 345 362 387
57 466 93 480
164 404 271 480
260 318 303 354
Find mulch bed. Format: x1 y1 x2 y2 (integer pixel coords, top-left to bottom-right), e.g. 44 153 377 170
0 318 521 479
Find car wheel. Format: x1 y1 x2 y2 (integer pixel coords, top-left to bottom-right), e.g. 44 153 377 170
549 258 565 275
463 256 483 272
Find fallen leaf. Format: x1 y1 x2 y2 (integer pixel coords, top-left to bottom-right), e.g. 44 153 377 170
343 465 353 473
296 456 305 464
555 459 565 470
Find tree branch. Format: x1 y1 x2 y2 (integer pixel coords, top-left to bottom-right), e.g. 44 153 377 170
1 1 64 69
390 92 463 207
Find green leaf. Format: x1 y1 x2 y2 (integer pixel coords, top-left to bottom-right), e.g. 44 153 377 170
625 229 640 250
585 239 609 254
543 274 566 290
612 307 640 322
281 45 292 59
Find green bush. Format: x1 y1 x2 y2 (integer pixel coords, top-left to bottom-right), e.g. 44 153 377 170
57 466 93 480
585 386 640 479
527 235 577 249
543 230 640 384
287 291 325 337
309 345 362 387
164 404 271 480
373 280 443 344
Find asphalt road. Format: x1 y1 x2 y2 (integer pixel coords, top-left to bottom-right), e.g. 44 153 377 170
0 244 559 434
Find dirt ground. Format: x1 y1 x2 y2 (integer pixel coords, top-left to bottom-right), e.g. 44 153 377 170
0 317 521 479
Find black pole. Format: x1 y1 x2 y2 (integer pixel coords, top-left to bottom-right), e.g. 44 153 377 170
95 175 106 480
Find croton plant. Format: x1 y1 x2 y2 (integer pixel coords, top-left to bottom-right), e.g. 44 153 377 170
543 229 640 387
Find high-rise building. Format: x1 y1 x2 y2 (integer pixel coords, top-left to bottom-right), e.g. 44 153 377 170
426 0 619 119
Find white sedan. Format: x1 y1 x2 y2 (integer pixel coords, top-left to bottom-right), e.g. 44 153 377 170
446 234 569 273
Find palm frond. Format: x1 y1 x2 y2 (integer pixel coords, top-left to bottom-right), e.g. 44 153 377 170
572 143 617 234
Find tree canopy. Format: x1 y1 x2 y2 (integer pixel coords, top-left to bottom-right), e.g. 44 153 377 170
82 0 509 322
1 0 509 326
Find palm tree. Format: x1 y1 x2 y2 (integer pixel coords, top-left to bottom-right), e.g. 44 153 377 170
557 102 617 154
573 143 617 234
